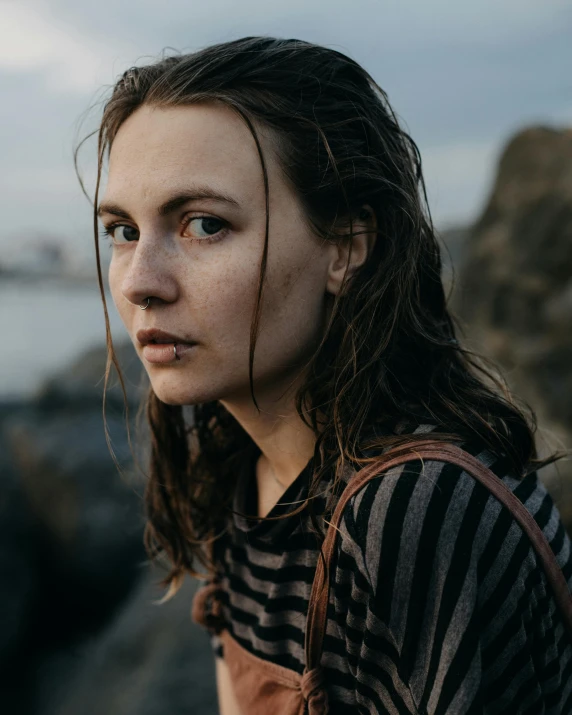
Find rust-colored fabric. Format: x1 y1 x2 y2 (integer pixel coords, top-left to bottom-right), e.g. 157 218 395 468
192 582 328 714
191 440 572 713
221 629 326 715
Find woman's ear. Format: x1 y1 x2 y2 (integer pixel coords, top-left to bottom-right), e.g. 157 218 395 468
325 204 377 297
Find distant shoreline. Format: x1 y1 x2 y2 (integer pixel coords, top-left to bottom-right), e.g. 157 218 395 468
0 267 101 287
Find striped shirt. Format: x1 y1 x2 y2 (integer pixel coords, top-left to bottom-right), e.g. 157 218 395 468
205 425 572 713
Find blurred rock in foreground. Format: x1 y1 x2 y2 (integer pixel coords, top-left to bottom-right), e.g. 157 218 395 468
0 341 216 714
453 125 572 524
38 565 216 715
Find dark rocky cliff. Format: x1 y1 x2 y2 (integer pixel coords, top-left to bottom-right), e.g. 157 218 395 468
452 125 572 524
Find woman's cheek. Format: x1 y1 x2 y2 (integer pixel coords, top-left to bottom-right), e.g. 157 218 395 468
107 262 127 321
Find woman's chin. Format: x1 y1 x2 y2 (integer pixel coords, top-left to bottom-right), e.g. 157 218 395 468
147 377 215 407
145 368 253 407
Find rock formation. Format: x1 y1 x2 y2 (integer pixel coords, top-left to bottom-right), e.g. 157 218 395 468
452 125 572 525
0 341 217 714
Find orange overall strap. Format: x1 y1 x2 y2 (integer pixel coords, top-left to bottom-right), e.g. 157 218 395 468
304 440 572 671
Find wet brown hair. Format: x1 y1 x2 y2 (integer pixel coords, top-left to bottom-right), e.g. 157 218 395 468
76 36 563 599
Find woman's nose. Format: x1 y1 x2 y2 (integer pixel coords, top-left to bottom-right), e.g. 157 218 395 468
120 238 179 308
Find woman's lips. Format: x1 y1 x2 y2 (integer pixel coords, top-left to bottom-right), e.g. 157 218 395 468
142 342 197 364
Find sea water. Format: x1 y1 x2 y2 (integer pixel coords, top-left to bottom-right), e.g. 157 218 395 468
0 278 128 399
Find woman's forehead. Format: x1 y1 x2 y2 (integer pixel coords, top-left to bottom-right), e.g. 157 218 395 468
109 104 260 173
104 103 279 210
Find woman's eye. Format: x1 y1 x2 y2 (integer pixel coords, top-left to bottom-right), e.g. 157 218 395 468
105 224 140 243
184 216 226 240
99 216 227 246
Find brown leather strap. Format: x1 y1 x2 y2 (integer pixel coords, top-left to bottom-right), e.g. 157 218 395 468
304 440 572 670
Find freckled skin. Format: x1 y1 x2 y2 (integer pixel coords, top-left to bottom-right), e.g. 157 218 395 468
101 102 376 488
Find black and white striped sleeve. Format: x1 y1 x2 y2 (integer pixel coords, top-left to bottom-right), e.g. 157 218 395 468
332 452 572 714
332 457 481 713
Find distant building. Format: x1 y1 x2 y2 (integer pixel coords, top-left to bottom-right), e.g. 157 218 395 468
3 236 66 275
2 233 100 283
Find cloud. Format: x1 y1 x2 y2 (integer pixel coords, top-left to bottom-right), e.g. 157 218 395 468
0 0 136 93
39 0 572 54
353 0 572 49
0 0 570 251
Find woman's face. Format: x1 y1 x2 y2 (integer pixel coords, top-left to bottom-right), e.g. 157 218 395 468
100 102 334 408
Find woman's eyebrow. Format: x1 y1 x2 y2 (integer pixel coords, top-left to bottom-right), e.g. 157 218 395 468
97 187 241 219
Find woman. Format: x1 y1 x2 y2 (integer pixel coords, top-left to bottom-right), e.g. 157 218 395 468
82 37 572 713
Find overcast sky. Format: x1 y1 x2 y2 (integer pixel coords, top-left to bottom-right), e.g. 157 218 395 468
1 0 571 265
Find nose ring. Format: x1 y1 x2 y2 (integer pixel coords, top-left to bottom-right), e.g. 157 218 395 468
140 297 151 310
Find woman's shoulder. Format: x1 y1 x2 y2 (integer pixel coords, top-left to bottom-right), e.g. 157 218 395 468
338 426 572 598
342 425 526 541
331 429 572 713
